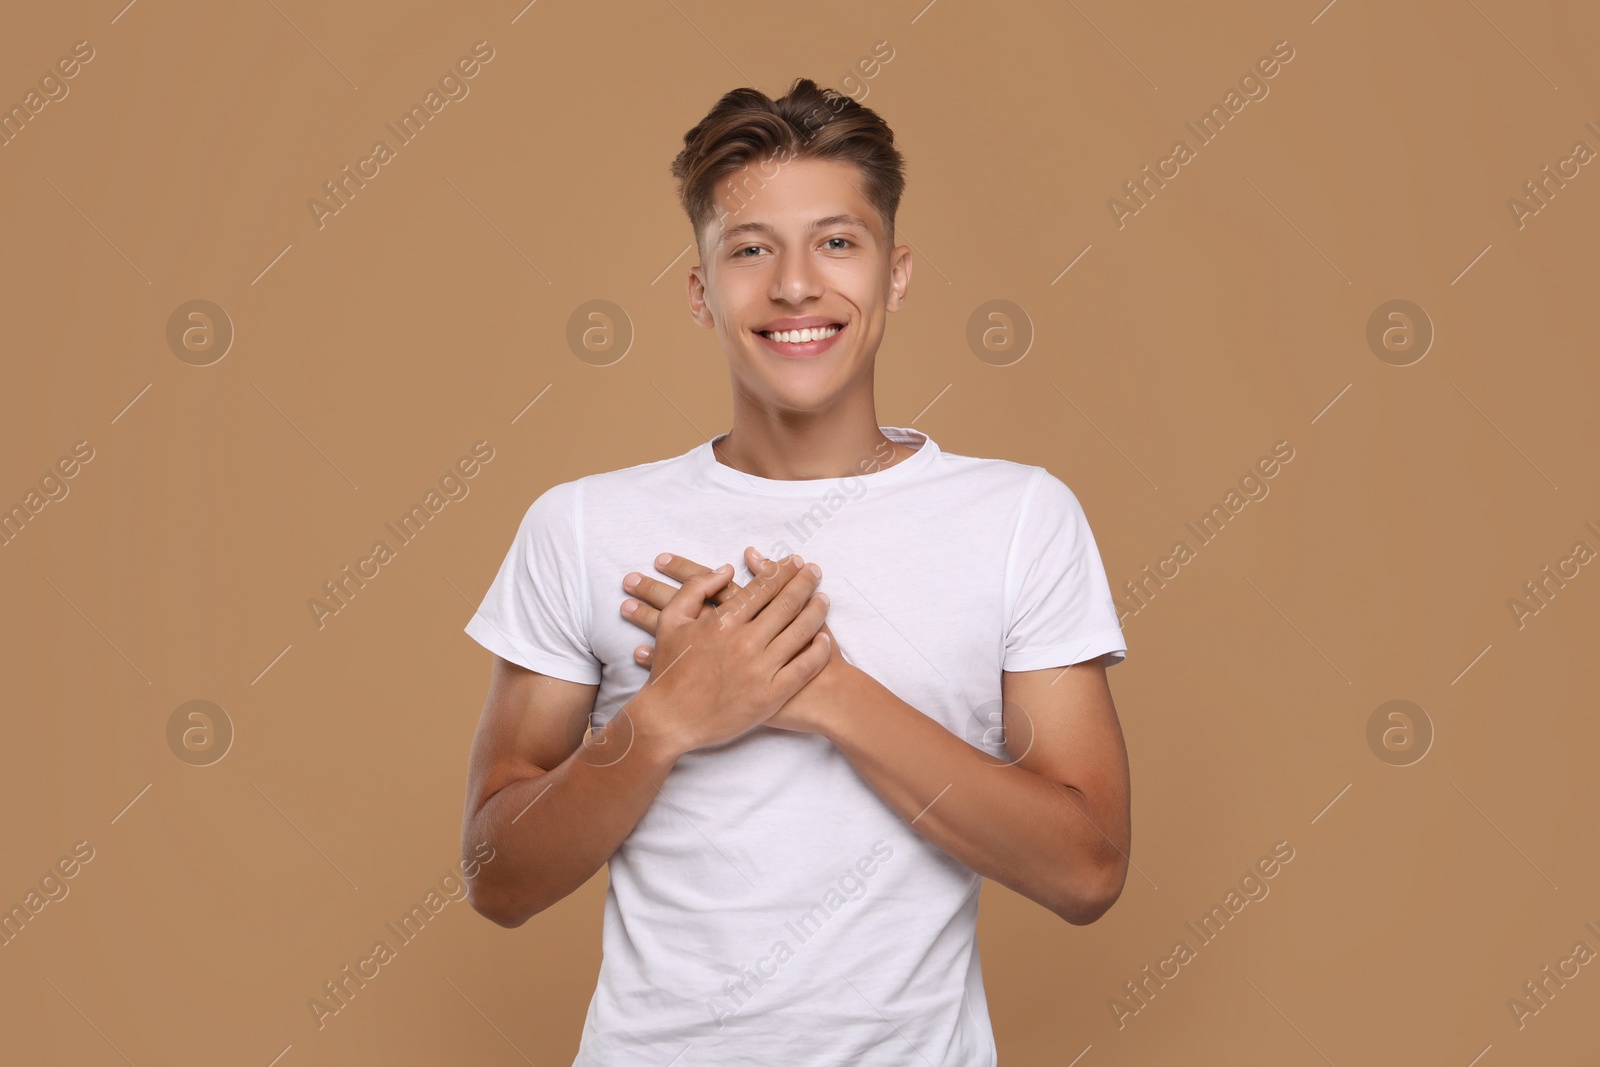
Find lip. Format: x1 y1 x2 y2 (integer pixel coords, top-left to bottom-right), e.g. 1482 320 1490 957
753 321 846 360
756 315 844 332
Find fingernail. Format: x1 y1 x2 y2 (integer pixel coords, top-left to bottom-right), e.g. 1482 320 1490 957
806 562 822 578
655 553 671 567
815 591 829 605
622 600 637 614
624 573 640 589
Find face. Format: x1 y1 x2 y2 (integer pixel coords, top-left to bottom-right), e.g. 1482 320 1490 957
687 156 911 415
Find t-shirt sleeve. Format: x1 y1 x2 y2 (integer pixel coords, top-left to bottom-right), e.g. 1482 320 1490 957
1002 466 1128 671
463 478 602 685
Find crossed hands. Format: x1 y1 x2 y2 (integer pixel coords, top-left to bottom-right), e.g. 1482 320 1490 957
618 546 852 755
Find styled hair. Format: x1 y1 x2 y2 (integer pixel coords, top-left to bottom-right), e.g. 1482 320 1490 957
669 77 907 259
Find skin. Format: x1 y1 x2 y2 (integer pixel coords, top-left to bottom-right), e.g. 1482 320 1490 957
462 154 1130 928
620 547 1132 924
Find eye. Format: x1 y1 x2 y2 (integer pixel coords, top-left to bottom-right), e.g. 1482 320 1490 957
824 237 854 250
733 245 765 258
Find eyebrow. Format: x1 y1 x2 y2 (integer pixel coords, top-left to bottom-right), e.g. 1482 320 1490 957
716 214 874 247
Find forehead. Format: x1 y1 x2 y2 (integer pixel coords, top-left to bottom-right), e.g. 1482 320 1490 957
710 156 879 240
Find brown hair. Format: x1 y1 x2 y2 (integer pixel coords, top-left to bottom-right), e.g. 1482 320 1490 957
669 77 907 260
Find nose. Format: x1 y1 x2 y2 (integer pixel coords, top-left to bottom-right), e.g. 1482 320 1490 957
769 247 825 304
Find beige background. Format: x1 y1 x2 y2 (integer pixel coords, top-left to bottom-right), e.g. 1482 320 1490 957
2 0 1597 1063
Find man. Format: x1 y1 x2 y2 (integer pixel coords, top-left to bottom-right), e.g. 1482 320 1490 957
460 77 1131 1066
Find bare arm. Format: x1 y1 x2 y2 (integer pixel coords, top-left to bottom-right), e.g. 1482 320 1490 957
620 549 1133 924
460 654 679 928
461 558 829 928
812 657 1130 925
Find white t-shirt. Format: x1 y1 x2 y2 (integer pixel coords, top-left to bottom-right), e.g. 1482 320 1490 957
464 425 1127 1066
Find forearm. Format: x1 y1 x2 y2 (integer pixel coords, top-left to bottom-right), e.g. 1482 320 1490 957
466 696 680 927
821 671 1127 923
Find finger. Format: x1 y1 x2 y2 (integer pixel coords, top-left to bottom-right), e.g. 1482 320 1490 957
764 589 829 666
749 558 823 644
744 545 783 583
660 564 735 624
770 629 830 695
726 552 807 621
622 570 683 612
654 553 740 605
634 644 653 666
619 595 662 636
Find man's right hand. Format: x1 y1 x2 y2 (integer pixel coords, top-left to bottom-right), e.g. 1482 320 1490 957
628 552 831 757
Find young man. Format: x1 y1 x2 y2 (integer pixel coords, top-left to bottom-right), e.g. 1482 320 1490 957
460 77 1131 1065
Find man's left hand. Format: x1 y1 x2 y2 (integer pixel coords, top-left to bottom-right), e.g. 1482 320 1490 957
619 546 853 735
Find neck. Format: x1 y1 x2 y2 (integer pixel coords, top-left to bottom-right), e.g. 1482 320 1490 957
715 399 914 481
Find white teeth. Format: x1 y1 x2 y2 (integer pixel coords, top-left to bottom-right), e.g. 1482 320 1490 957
763 325 840 344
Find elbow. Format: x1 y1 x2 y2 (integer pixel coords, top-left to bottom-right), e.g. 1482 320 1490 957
466 878 532 930
1053 851 1129 926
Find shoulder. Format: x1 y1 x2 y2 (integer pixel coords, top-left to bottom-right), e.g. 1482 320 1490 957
924 442 1044 493
519 447 698 520
929 444 1083 514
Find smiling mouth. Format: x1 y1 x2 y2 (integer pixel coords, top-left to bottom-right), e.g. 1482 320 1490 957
757 323 845 342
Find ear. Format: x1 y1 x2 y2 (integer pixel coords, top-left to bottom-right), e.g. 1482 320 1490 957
885 243 913 312
686 257 716 329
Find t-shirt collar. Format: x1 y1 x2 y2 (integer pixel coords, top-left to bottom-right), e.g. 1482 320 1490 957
695 425 937 497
